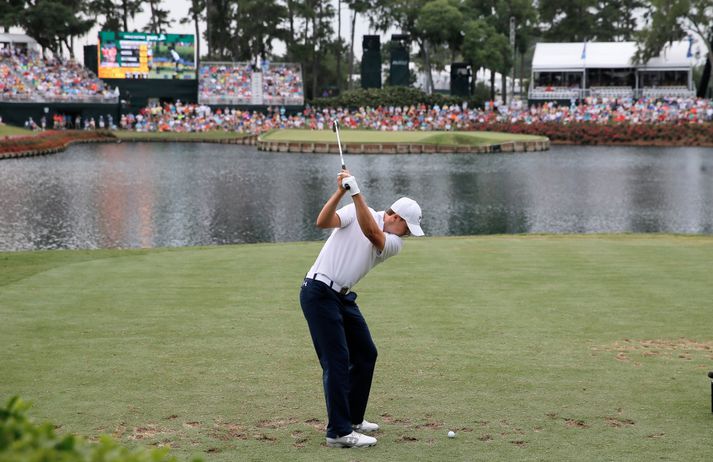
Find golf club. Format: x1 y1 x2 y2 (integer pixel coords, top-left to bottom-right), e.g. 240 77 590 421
332 120 349 189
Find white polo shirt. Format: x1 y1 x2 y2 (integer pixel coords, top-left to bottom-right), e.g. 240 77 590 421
307 203 403 290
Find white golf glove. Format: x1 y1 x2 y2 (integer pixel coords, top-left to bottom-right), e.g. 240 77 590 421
342 176 360 196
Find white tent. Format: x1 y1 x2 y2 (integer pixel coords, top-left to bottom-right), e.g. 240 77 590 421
530 40 695 100
532 41 693 71
0 33 39 50
531 43 587 71
641 41 693 70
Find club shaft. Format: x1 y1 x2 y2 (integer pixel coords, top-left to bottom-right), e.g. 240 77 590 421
333 121 349 189
335 126 345 169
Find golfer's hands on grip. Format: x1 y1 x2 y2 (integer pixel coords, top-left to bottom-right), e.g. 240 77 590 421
338 169 360 196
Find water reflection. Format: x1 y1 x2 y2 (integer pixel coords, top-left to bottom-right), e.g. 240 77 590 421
0 143 711 251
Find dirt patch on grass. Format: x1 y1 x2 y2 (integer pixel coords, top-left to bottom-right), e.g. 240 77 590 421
380 412 412 425
127 424 169 440
256 417 299 429
547 414 590 429
291 430 308 448
414 418 444 430
210 422 248 441
564 419 590 429
595 338 713 363
395 435 419 443
304 418 325 431
254 433 277 443
151 438 178 449
605 417 635 428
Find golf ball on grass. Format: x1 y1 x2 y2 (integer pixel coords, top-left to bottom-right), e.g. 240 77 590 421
448 431 456 438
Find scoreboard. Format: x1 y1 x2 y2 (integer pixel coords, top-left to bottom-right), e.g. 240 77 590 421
98 31 195 80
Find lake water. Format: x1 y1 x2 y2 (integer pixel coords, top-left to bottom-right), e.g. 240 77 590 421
0 142 711 251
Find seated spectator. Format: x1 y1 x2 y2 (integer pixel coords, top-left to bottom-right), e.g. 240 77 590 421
0 50 118 102
199 63 253 104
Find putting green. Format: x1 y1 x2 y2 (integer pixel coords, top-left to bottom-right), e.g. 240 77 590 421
260 128 546 146
1 235 712 461
0 124 32 136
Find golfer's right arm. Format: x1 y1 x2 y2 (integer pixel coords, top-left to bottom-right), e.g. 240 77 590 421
339 173 386 251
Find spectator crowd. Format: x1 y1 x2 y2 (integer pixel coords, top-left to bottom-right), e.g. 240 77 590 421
3 49 711 134
0 48 118 102
109 96 713 134
198 61 304 105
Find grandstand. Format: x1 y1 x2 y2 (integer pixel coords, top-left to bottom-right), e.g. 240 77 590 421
199 62 304 107
529 41 695 103
0 42 120 127
0 49 118 103
0 29 306 128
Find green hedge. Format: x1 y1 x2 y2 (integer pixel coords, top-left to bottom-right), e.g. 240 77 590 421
0 396 201 462
311 86 488 109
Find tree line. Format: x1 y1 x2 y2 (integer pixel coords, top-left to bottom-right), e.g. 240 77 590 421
1 0 712 100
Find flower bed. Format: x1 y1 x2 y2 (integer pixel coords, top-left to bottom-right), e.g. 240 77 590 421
474 122 713 146
0 130 116 158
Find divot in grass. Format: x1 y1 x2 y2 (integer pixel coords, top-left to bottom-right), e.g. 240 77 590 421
605 417 635 428
595 338 713 364
396 435 418 443
564 419 589 429
303 418 324 432
256 417 299 428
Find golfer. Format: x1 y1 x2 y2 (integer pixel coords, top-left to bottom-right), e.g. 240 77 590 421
300 169 424 448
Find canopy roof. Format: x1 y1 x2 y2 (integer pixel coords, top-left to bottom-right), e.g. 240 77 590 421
532 41 693 71
0 33 39 46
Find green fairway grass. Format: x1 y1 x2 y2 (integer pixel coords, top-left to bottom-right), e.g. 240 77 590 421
0 124 32 136
112 130 252 141
1 235 712 461
260 128 546 146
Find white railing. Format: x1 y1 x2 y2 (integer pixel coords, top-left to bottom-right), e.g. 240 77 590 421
529 86 697 101
198 95 252 105
640 86 696 98
0 93 119 103
589 86 634 98
528 87 582 100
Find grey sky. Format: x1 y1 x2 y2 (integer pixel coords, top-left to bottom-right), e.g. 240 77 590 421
66 0 390 63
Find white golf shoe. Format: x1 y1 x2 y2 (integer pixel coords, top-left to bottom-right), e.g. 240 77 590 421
352 419 380 433
326 431 377 448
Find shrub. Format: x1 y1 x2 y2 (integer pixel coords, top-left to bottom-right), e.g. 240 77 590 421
472 122 713 146
0 396 201 462
311 86 475 109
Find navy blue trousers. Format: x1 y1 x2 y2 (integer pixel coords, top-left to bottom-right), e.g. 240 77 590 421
300 278 378 438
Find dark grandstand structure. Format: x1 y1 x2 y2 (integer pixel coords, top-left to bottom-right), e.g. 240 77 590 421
0 32 305 128
0 34 120 127
529 41 696 104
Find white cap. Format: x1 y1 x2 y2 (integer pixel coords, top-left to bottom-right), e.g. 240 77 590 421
390 197 424 237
